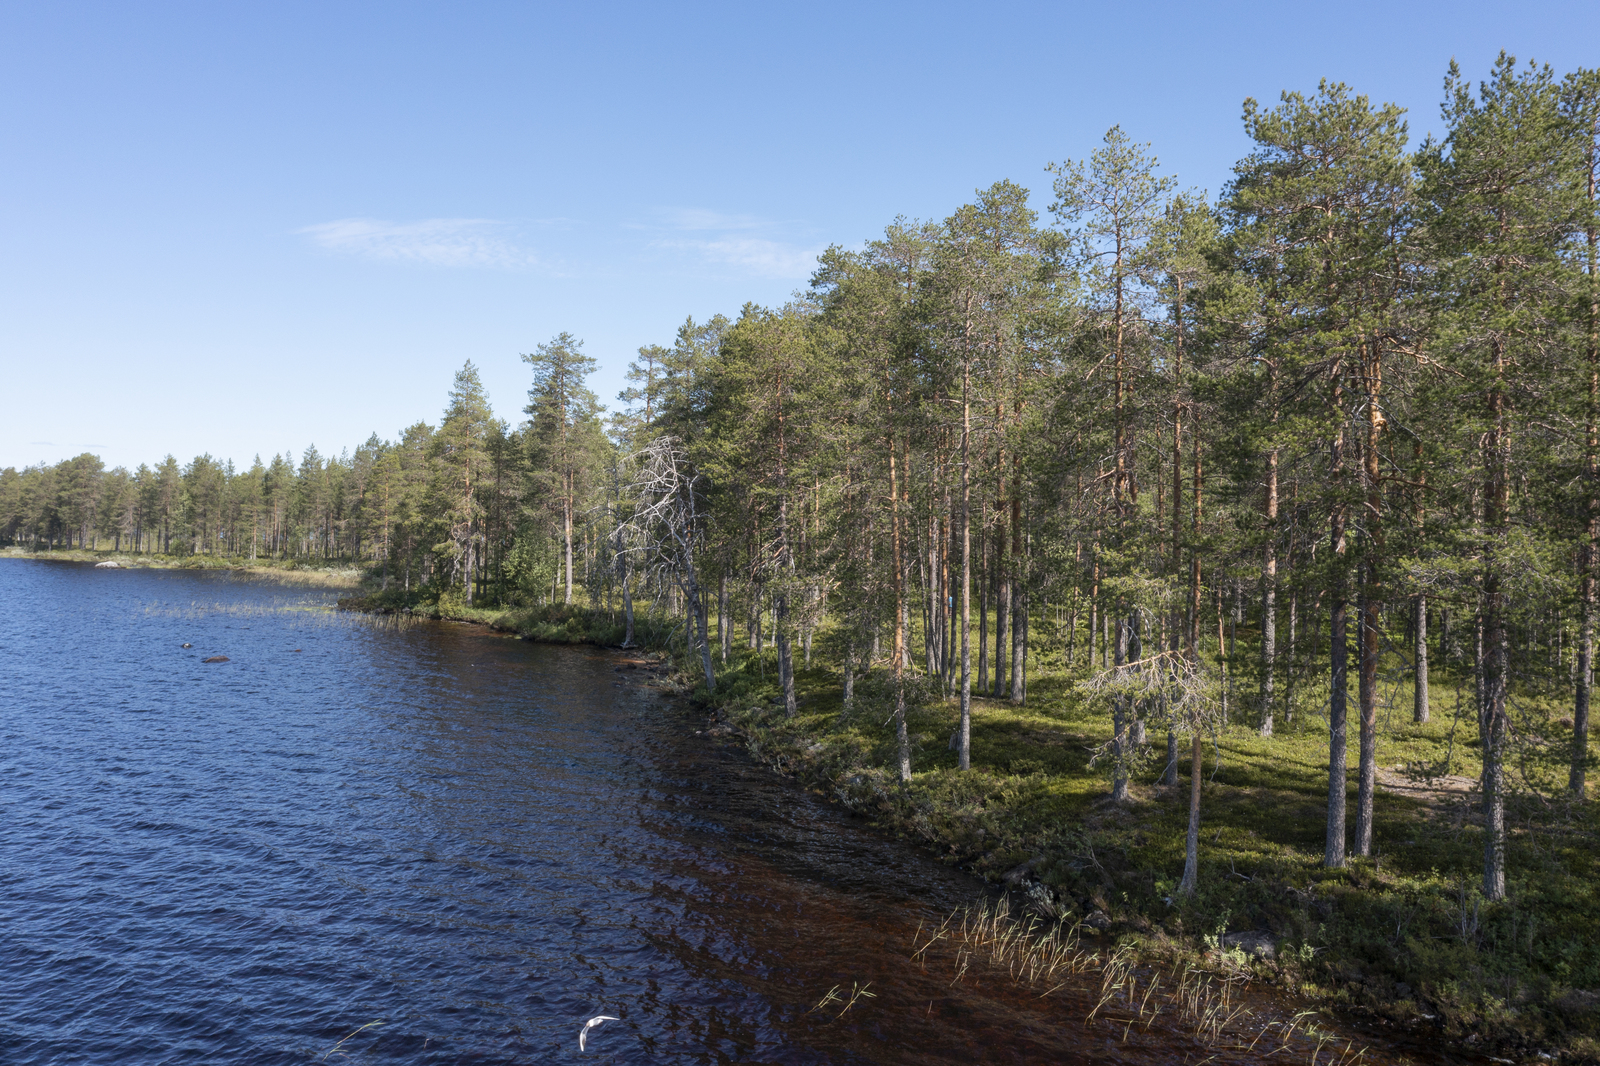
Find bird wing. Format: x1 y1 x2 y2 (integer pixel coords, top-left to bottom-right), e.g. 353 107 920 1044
579 1016 620 1051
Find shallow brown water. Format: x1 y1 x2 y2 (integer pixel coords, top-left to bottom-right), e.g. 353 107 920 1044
0 560 1485 1064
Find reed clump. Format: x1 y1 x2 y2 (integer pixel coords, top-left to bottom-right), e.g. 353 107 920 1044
809 981 877 1019
911 900 1372 1064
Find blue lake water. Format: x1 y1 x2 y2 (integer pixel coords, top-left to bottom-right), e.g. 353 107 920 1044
0 559 1471 1064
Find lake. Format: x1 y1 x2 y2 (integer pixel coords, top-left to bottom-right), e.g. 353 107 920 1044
0 560 1473 1064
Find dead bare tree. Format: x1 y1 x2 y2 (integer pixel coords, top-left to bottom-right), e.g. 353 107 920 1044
617 435 716 692
1079 644 1220 896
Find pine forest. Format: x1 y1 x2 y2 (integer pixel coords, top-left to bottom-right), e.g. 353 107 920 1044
8 56 1600 1047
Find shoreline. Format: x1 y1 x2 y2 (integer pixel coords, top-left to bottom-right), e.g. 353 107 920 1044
1 547 363 588
336 595 1540 1063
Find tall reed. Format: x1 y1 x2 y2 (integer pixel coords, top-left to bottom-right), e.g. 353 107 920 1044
911 900 1370 1064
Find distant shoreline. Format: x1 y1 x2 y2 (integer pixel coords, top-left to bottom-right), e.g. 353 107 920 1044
0 547 362 588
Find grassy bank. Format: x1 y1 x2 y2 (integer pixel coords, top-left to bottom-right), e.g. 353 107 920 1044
676 643 1600 1063
1 546 363 586
336 584 681 648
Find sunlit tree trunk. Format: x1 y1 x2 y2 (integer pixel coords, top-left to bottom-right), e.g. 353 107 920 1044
958 319 973 770
1414 595 1430 724
1326 418 1350 869
1355 337 1385 857
891 441 911 781
1178 730 1203 896
1009 459 1024 704
1482 345 1511 900
978 512 989 691
1261 445 1278 736
1576 109 1599 797
564 473 574 605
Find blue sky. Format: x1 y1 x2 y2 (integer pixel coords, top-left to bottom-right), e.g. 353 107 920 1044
2 1 1595 471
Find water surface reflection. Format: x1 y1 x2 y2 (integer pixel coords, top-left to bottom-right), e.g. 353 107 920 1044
0 560 1472 1064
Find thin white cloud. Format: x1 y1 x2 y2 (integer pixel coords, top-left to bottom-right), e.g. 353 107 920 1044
297 217 537 269
670 236 822 279
658 207 771 232
646 207 821 278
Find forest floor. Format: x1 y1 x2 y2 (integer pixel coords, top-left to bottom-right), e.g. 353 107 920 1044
1 546 363 586
335 586 1600 1061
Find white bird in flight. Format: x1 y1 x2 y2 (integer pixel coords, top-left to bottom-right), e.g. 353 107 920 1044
579 1015 619 1052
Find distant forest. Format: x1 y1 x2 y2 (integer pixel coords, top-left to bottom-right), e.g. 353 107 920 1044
5 57 1598 902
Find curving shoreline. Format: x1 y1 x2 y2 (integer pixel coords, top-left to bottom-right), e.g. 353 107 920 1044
333 593 1535 1063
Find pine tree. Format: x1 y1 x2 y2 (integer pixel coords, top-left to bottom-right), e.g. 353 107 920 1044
524 334 601 605
1564 67 1600 797
431 361 494 603
1420 54 1581 898
1223 80 1412 865
1050 126 1177 800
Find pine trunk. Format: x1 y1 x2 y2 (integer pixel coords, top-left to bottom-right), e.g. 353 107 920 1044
1326 502 1350 869
959 360 973 770
1178 732 1203 897
1414 595 1430 724
891 442 911 782
1261 447 1278 736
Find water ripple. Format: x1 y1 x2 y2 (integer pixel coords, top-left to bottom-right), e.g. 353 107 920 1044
2 560 1465 1065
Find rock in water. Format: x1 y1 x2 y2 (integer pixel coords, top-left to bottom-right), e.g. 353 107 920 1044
1021 880 1061 919
202 655 230 663
1220 930 1278 960
94 561 120 569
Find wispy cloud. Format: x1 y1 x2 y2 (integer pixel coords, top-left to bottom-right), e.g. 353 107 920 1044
649 207 821 279
658 207 773 232
297 217 538 269
676 236 822 278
